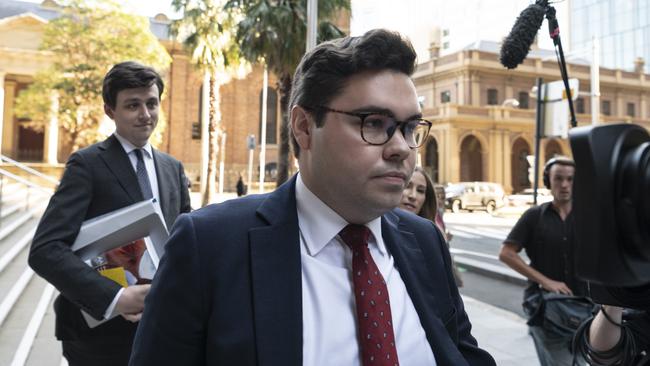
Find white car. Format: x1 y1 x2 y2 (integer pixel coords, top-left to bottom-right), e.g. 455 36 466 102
445 182 507 213
507 188 553 207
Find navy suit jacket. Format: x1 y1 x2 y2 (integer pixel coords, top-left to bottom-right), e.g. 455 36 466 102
130 176 495 366
29 134 192 341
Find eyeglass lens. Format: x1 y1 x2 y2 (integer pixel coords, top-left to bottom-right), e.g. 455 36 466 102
361 114 429 147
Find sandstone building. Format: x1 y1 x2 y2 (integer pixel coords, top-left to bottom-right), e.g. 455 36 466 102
1 0 647 193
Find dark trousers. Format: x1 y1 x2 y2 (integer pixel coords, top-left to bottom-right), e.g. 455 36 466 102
62 339 132 366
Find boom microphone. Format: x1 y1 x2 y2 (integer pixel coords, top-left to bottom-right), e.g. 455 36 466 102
500 1 548 69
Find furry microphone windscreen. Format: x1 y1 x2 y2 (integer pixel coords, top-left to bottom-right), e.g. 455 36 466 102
500 3 547 69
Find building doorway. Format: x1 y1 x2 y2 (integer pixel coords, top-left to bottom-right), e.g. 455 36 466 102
545 139 563 162
460 135 483 182
17 125 44 162
424 138 439 183
511 138 531 193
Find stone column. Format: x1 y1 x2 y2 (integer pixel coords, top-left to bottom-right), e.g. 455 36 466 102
43 91 59 164
0 71 5 157
438 129 449 184
640 92 647 120
3 80 16 157
615 89 623 118
448 127 460 183
456 72 466 105
505 77 514 100
481 136 490 182
503 132 513 193
488 129 499 182
470 72 481 107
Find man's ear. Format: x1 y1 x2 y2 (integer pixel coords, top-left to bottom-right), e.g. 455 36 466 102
291 105 313 151
103 104 114 119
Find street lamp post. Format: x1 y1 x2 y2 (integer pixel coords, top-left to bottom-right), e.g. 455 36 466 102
200 73 210 199
259 66 268 193
306 0 318 52
247 134 255 192
591 36 600 125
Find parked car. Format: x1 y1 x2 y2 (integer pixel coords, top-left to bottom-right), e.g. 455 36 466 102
445 182 506 214
507 188 553 206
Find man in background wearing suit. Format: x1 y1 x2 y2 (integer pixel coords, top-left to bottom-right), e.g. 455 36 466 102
130 29 495 366
28 61 192 366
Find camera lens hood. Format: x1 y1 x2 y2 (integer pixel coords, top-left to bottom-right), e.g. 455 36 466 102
570 123 650 287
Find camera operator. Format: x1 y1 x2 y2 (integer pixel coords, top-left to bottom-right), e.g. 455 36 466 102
565 120 650 366
576 303 650 365
499 156 589 366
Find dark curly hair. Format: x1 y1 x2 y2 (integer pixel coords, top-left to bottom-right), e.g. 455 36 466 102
289 29 417 157
102 61 164 109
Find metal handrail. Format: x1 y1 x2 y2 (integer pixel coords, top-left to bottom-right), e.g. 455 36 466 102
0 155 59 187
0 168 53 195
0 168 53 225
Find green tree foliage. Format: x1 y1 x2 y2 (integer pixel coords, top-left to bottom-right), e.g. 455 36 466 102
171 0 250 206
225 0 350 186
14 0 171 154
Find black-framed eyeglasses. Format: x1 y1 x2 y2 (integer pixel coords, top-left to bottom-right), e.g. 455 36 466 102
306 105 432 148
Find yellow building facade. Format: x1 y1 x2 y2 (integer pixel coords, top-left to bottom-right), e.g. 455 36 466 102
0 0 354 191
414 40 650 193
2 1 648 193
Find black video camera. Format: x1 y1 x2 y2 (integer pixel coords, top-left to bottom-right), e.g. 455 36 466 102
570 123 650 309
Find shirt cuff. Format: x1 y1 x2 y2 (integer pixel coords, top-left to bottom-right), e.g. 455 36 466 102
104 287 125 319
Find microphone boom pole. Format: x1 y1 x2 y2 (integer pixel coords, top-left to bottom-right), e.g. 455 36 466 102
546 6 578 128
500 0 579 128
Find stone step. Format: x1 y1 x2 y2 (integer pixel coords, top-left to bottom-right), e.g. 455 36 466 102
0 205 45 244
0 190 63 366
0 270 51 365
9 283 60 366
24 289 64 366
0 217 41 327
0 164 59 364
0 181 25 193
0 220 63 366
0 215 39 270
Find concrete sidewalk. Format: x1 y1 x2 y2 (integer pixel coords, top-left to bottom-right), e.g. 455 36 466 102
462 295 539 365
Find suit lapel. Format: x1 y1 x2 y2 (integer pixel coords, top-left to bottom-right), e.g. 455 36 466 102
98 135 142 202
249 177 302 366
382 213 466 365
382 214 442 319
152 150 174 224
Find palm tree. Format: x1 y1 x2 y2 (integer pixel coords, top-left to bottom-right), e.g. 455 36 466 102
225 0 349 186
172 0 250 206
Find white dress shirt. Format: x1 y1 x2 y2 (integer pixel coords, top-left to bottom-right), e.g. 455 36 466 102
103 133 163 319
296 174 436 366
113 133 161 209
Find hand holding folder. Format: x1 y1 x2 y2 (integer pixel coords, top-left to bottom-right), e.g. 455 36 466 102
70 199 169 327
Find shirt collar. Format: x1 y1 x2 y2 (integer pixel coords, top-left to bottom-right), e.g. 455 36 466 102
295 173 385 257
114 132 153 159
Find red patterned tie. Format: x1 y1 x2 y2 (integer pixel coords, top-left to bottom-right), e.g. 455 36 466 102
340 224 399 366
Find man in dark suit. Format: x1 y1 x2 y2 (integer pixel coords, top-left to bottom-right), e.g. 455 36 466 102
28 61 191 366
130 30 495 366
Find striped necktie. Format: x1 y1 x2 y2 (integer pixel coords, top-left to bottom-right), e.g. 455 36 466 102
133 149 153 199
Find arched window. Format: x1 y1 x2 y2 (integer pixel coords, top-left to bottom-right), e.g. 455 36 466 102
424 138 439 183
511 138 531 192
545 139 563 162
460 135 483 181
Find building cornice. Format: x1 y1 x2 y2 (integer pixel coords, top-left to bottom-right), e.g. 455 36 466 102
414 48 650 92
